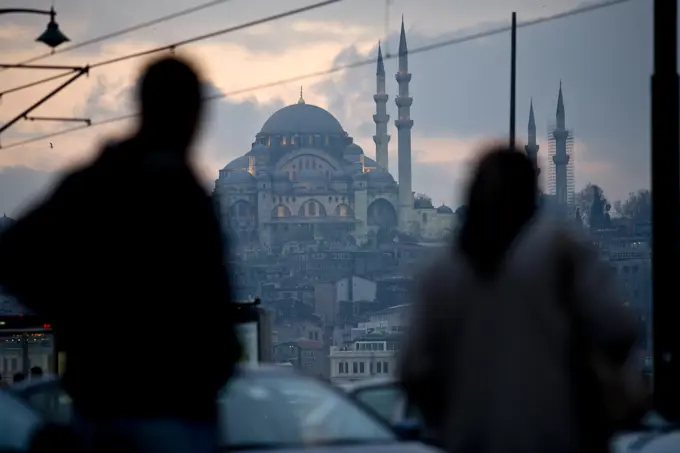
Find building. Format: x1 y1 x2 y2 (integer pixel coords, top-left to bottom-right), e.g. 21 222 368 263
214 19 455 248
329 332 402 385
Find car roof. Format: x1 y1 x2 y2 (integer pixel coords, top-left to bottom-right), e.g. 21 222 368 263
341 377 399 393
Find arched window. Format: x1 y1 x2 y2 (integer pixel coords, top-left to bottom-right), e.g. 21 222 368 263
309 202 317 216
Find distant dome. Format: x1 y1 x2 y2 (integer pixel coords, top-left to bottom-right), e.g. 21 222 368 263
297 169 327 182
225 170 255 184
366 168 395 183
224 155 249 171
0 215 15 232
436 204 454 214
261 103 344 135
344 143 363 154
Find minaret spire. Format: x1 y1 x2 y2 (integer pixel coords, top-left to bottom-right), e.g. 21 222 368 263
373 42 390 170
552 81 570 207
525 99 540 175
395 17 414 232
297 86 305 104
556 80 565 129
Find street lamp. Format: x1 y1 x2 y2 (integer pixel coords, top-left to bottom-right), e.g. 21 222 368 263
0 7 69 49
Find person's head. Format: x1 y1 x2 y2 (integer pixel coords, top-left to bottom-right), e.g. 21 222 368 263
136 55 205 155
30 366 43 379
459 146 538 277
13 372 25 384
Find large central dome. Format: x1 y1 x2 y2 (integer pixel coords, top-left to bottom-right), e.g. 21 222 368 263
260 103 345 135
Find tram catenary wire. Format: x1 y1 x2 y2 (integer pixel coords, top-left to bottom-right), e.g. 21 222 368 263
0 0 639 151
0 0 346 98
0 0 237 72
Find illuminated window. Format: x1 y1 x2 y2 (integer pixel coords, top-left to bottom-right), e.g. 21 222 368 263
266 137 271 147
282 136 287 145
291 135 296 145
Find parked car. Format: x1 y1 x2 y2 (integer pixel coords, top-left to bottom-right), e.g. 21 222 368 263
342 378 418 427
342 379 680 453
6 366 440 453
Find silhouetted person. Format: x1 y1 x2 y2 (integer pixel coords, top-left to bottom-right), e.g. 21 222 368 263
30 366 43 379
400 147 643 453
0 55 239 446
13 372 25 384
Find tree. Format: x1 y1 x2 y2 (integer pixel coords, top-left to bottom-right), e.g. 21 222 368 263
414 193 433 209
573 183 611 229
614 189 651 223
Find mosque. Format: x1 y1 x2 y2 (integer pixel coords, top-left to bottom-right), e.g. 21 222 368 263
214 20 456 248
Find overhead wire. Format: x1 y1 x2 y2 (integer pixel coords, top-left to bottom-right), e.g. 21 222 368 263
0 0 236 72
0 0 345 97
0 0 638 150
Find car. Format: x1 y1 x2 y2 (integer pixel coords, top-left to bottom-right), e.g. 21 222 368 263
342 379 680 453
341 378 417 428
7 366 442 453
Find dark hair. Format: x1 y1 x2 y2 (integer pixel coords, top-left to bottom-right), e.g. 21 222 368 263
13 372 25 383
30 366 43 377
137 55 204 146
458 147 538 279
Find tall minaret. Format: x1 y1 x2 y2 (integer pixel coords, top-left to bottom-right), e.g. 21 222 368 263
373 43 390 170
525 99 540 175
395 17 413 231
552 81 569 206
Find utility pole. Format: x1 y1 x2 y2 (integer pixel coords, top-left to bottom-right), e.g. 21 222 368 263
651 0 679 420
509 12 517 148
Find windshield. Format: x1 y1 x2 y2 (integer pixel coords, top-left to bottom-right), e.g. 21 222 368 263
220 373 396 449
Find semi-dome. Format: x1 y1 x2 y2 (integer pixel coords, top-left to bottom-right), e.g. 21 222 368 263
344 143 363 154
297 169 327 182
224 155 249 171
272 171 290 181
225 170 256 184
260 103 345 135
366 168 395 183
436 204 454 214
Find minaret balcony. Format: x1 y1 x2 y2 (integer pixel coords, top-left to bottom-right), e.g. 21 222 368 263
373 93 388 102
373 113 390 123
552 154 570 165
395 119 414 129
373 134 391 144
552 129 568 140
395 72 412 83
395 96 413 108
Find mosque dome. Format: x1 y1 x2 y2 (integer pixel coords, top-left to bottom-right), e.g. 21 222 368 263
260 103 345 135
225 170 256 184
436 204 454 214
344 143 363 154
366 168 395 183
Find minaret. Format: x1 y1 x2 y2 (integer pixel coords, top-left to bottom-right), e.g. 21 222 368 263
525 99 540 175
552 81 570 206
373 43 390 170
395 17 413 231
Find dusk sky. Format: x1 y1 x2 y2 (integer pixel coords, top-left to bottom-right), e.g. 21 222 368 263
0 0 652 216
